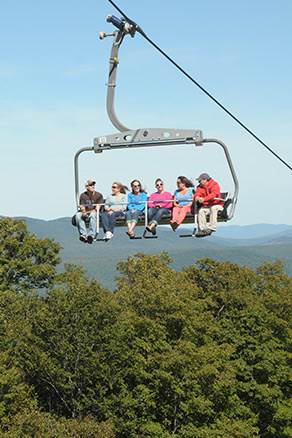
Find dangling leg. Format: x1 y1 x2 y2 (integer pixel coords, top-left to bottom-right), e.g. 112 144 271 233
208 205 223 232
87 211 97 243
174 206 191 229
197 207 209 231
196 207 213 237
75 212 88 242
129 211 140 236
126 211 136 237
170 207 180 231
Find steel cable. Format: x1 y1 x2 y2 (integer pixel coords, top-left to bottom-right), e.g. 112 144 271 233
108 0 292 172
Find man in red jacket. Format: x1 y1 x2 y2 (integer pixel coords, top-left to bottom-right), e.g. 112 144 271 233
194 173 224 237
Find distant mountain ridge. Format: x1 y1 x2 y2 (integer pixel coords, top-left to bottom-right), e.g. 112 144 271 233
214 223 292 240
17 217 292 240
14 217 292 289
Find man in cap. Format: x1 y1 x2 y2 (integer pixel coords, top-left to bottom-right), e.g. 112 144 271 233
194 173 224 237
75 179 103 243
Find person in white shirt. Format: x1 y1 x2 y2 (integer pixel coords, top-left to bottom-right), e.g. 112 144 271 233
101 182 128 240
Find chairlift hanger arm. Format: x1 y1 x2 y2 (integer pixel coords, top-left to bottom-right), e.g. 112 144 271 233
100 15 138 132
73 12 240 220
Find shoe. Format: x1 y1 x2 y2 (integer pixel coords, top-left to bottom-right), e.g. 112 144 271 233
170 222 178 231
104 231 113 240
126 231 134 238
79 235 87 243
146 223 157 235
195 229 212 238
87 235 93 244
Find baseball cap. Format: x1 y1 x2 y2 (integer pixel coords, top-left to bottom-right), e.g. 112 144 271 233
196 173 210 181
85 179 96 187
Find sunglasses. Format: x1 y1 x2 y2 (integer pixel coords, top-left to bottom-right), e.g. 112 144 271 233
132 184 141 188
87 183 95 187
156 183 163 187
112 185 118 188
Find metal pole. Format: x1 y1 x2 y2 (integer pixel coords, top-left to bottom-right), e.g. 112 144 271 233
74 146 95 209
203 138 239 220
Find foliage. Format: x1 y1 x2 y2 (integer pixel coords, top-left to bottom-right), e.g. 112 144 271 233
0 219 291 437
184 258 292 437
1 409 115 438
0 352 36 431
0 218 60 292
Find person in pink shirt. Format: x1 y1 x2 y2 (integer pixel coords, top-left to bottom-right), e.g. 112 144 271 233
146 178 173 235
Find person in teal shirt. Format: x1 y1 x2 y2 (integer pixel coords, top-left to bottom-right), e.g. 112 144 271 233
126 179 147 238
170 176 194 231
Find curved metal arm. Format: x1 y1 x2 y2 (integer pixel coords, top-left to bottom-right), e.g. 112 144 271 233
203 138 239 220
106 31 131 132
74 146 95 209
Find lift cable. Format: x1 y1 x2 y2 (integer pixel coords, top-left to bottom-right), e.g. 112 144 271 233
107 0 292 172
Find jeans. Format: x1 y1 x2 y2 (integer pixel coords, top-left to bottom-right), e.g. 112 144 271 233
75 211 98 237
148 207 170 225
101 211 125 233
125 209 144 223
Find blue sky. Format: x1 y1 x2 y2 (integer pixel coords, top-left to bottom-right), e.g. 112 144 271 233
1 0 292 224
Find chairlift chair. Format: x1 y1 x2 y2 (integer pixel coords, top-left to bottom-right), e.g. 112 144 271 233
73 15 239 239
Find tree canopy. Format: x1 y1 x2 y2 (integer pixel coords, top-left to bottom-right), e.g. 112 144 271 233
0 218 60 292
0 218 291 437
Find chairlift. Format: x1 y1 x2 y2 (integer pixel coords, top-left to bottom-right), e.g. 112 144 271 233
73 14 239 239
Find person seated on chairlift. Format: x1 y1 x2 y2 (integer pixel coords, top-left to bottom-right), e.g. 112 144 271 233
101 181 128 241
146 178 173 235
126 179 147 238
170 176 194 231
194 172 224 237
76 179 103 244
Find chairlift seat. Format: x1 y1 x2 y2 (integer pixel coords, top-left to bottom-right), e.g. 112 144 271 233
95 192 231 227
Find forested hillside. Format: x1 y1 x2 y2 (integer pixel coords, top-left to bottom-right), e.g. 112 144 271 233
0 217 291 437
21 217 292 289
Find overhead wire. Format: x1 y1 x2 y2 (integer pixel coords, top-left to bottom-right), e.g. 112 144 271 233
107 0 292 172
